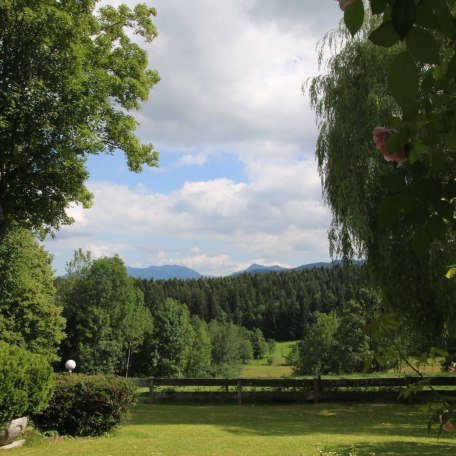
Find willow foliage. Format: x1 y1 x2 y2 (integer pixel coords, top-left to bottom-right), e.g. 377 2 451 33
308 31 455 344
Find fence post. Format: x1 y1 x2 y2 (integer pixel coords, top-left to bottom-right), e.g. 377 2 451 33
313 376 320 403
149 377 155 403
237 379 242 405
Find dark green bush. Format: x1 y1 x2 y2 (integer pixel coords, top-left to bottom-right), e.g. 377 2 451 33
33 374 136 436
0 342 54 423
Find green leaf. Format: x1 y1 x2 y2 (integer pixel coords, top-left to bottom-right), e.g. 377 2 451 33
386 132 403 154
369 20 400 47
415 1 440 30
381 174 405 192
446 267 456 279
445 133 456 148
370 0 388 15
422 123 440 147
431 0 456 38
400 192 419 213
379 197 400 227
406 27 440 64
404 208 429 225
411 228 431 258
392 0 416 40
408 139 428 164
435 200 454 221
442 181 456 199
389 51 419 116
420 70 435 95
427 215 447 241
344 0 365 37
430 148 446 173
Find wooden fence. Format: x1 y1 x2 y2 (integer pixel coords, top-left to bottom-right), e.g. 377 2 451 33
134 376 456 404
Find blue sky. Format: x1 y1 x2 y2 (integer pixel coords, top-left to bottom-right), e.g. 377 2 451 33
44 0 342 276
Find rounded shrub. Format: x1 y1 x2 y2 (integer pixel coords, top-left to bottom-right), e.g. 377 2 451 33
0 342 54 423
33 374 136 436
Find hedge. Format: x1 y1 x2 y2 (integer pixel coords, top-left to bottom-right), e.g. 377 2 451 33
33 374 136 436
0 342 54 423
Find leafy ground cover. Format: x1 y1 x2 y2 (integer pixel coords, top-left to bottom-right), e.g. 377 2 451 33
14 402 456 456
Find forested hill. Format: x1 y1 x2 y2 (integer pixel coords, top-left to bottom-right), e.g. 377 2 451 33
135 264 369 341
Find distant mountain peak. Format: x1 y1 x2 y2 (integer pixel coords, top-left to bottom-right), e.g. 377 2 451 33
126 259 361 280
126 264 202 280
246 263 268 271
232 263 289 276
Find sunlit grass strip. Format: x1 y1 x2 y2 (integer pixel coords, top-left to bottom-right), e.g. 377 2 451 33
15 402 456 456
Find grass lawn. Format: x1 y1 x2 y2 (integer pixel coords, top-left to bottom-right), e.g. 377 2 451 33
239 341 445 379
15 402 456 456
240 341 295 378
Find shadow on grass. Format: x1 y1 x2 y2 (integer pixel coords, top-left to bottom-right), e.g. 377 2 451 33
318 440 456 455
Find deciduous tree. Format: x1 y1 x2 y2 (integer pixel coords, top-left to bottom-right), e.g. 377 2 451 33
184 316 212 377
149 298 194 378
0 227 65 360
287 312 340 376
58 252 151 374
0 0 159 231
329 300 371 373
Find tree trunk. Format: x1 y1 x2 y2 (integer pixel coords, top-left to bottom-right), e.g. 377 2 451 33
125 341 132 378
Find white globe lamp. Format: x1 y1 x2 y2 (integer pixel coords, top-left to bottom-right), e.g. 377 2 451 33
65 359 76 373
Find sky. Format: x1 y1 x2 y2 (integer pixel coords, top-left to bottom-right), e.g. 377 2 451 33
44 0 343 277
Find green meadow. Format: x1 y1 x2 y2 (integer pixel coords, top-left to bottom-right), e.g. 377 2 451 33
15 402 456 456
238 341 444 379
240 341 295 378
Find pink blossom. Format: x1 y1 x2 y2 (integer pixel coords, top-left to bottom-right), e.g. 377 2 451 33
443 421 456 433
336 0 357 11
441 410 456 433
373 127 407 164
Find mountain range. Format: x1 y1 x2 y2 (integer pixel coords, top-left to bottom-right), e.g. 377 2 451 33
126 260 351 280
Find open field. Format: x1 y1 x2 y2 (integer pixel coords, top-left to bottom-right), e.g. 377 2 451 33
15 402 456 456
238 340 445 379
240 341 294 378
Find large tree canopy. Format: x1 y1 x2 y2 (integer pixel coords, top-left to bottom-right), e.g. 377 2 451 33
334 1 456 264
0 0 159 230
308 27 455 345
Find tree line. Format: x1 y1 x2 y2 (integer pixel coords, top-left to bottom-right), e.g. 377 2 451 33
135 263 369 341
1 229 453 379
0 228 378 378
55 249 275 378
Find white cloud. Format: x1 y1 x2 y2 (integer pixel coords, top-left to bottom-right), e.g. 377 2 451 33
129 0 339 157
46 156 331 275
175 153 207 167
45 0 342 275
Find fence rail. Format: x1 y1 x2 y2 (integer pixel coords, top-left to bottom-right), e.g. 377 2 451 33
134 376 456 404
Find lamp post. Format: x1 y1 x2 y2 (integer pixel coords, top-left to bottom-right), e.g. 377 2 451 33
65 359 76 374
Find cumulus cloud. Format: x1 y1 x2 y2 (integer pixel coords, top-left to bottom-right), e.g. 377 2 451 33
247 0 341 37
46 157 331 275
45 0 342 275
129 0 338 156
175 153 207 167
